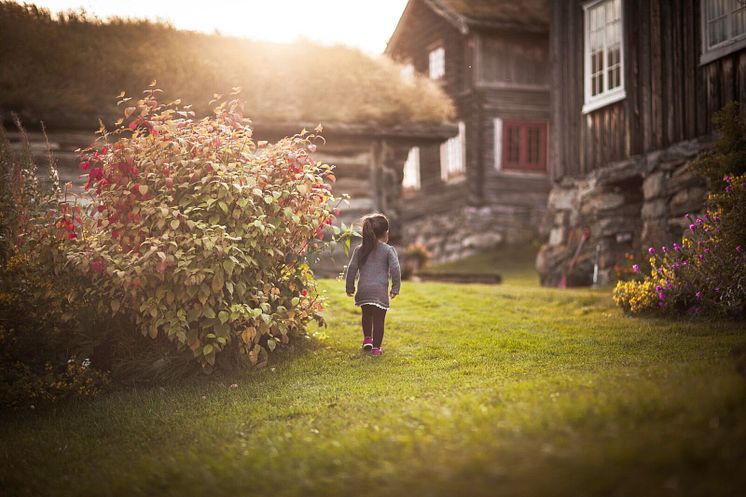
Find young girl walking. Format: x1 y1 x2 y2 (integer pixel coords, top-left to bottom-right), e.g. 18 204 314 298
345 214 401 356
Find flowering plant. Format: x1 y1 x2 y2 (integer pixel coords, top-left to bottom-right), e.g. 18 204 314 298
404 242 433 268
614 174 746 317
68 85 352 369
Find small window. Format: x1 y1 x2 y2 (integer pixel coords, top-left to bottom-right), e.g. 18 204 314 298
428 45 445 80
583 0 625 113
400 59 415 83
402 147 420 191
440 121 465 181
500 121 547 172
701 0 746 63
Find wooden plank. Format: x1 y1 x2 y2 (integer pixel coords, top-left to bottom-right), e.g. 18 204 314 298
571 0 582 176
640 0 653 151
739 51 746 110
650 0 664 150
624 0 642 155
683 0 697 138
707 62 722 131
722 56 735 106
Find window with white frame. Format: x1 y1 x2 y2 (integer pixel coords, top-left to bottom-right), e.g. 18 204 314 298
498 121 548 172
701 0 746 63
400 59 415 83
428 45 445 80
402 147 421 191
583 0 625 113
440 121 465 181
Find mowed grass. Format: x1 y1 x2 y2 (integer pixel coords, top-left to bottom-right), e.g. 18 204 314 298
2 275 746 497
426 243 541 286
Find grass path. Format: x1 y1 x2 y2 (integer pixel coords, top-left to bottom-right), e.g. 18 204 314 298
2 278 745 497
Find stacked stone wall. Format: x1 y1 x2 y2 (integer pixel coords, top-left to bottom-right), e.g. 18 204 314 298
537 138 711 286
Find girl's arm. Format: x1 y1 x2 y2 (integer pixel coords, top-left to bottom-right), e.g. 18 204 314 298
345 246 360 295
388 246 401 296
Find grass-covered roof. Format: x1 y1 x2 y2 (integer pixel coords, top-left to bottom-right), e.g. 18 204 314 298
433 0 549 30
0 2 454 131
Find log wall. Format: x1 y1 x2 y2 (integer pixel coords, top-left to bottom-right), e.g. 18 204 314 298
552 0 746 180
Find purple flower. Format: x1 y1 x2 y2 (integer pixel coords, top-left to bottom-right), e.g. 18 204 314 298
689 224 696 232
655 285 662 292
673 243 681 252
632 264 640 273
725 186 732 193
688 305 703 316
695 291 703 301
737 246 743 254
662 246 668 253
648 247 656 255
685 213 692 221
698 254 704 262
696 217 704 225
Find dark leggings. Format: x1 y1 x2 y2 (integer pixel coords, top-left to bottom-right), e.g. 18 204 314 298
361 305 387 348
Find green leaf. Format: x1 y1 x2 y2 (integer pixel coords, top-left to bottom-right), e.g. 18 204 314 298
218 310 230 324
170 219 180 229
212 273 224 293
111 299 121 313
203 344 214 355
267 339 277 352
203 305 216 319
222 260 235 276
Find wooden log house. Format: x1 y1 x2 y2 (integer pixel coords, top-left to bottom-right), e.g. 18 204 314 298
538 0 746 286
385 0 552 262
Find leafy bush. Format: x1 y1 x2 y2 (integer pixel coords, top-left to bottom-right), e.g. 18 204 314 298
690 102 746 189
68 86 346 370
0 120 109 409
613 175 746 317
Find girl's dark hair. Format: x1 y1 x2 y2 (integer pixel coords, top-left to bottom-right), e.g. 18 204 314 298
359 214 389 266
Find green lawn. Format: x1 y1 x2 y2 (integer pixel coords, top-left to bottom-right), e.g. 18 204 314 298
2 277 745 497
426 244 541 286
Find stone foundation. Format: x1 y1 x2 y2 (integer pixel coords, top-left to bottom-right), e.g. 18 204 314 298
537 138 710 287
403 203 545 263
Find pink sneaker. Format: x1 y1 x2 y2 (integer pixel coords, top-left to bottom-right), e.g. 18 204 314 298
362 336 373 351
371 347 383 356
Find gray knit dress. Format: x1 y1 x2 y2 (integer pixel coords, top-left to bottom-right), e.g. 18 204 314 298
345 242 401 309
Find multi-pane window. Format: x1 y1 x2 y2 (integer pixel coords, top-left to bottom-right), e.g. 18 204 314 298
402 147 420 191
583 0 625 113
428 45 445 80
497 121 547 173
702 0 746 53
440 121 465 181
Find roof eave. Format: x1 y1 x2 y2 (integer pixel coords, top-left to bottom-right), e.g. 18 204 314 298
253 120 459 142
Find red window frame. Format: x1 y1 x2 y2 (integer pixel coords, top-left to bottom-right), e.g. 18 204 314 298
502 121 548 172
